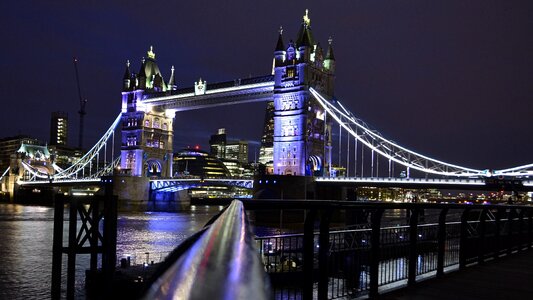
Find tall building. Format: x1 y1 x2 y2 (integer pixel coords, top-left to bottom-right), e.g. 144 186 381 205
259 101 274 172
209 128 249 164
270 10 335 176
173 149 230 178
225 141 248 164
50 111 68 146
209 128 226 158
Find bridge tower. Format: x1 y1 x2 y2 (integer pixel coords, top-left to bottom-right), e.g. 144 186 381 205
120 47 175 177
272 10 335 176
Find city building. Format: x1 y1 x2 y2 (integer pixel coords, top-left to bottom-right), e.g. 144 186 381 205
0 135 41 172
208 128 249 175
48 111 83 168
209 128 226 158
48 145 83 169
209 128 249 164
259 101 274 172
172 149 230 178
50 111 68 146
225 141 248 164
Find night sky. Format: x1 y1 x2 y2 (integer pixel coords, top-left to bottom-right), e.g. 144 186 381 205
1 1 532 170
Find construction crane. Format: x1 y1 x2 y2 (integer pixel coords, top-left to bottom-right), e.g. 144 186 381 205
73 57 88 149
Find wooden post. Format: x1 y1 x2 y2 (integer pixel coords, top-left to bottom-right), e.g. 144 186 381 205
51 195 64 299
102 176 117 291
67 197 78 299
90 198 100 271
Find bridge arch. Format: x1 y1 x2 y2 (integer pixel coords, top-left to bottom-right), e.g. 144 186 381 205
146 159 163 178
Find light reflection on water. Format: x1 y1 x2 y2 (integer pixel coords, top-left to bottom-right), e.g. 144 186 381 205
0 203 221 300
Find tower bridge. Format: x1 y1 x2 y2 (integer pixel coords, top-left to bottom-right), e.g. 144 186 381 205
4 10 533 204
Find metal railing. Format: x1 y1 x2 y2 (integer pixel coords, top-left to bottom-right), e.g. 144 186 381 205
244 200 533 299
143 200 532 299
143 200 270 300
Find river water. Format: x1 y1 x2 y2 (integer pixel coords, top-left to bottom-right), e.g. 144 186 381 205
0 203 223 300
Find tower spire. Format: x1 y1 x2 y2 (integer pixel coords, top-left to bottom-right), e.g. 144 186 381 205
275 26 285 52
147 45 156 59
303 9 311 28
168 65 177 90
123 59 131 91
324 36 336 72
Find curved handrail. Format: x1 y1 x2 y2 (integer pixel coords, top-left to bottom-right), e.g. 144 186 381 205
144 200 270 300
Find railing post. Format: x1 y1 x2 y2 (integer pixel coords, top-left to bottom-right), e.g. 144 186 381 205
369 208 383 299
459 208 471 270
436 208 448 278
518 209 526 250
318 209 332 300
478 208 487 264
303 209 317 300
408 208 419 286
494 208 503 259
527 208 533 249
507 208 516 255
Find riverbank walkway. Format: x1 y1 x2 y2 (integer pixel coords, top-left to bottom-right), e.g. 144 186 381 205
381 249 533 299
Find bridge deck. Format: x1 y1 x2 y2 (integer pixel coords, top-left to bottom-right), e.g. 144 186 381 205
381 249 533 300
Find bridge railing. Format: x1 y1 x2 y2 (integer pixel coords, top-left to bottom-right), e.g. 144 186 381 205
244 200 533 299
142 200 271 300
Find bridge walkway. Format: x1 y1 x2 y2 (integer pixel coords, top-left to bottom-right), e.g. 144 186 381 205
381 250 533 300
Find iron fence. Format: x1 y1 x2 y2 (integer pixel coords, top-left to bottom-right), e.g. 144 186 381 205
246 201 533 299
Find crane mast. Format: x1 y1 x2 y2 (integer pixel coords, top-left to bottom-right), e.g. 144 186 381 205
73 57 87 149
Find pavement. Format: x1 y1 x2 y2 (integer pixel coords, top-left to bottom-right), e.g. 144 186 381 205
380 249 533 299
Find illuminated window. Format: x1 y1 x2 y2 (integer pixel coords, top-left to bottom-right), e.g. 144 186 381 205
145 120 150 127
286 67 295 78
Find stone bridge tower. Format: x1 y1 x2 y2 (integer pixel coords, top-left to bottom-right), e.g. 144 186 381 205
120 47 176 177
272 10 336 176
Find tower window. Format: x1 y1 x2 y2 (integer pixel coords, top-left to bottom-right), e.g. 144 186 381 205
286 67 295 78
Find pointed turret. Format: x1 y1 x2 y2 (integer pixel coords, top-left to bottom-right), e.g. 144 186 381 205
138 57 147 89
273 26 286 71
138 46 167 91
296 9 314 48
123 60 131 91
324 36 336 72
275 26 285 52
168 65 177 91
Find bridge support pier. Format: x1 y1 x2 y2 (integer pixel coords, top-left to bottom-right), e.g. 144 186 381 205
112 174 149 209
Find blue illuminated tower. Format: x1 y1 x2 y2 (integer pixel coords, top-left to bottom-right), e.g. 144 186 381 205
272 10 335 176
120 47 176 177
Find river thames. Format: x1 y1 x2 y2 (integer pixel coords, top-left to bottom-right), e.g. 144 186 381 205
0 203 223 299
